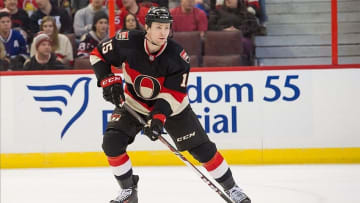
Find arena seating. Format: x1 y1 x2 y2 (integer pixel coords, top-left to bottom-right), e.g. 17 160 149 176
202 31 244 67
71 31 246 69
172 31 202 67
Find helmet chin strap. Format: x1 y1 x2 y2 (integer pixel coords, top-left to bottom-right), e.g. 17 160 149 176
146 33 166 48
146 37 161 47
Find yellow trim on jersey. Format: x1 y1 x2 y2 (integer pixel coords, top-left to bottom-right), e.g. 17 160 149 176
1 148 360 169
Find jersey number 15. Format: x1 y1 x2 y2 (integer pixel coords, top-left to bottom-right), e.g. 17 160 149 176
102 40 113 54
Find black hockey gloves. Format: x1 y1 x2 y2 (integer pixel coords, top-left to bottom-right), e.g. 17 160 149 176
100 75 125 106
144 114 166 141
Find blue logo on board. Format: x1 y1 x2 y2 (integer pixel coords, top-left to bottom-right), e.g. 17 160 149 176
27 77 92 138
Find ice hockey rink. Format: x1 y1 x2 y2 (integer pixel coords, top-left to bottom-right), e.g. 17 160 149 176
1 164 360 203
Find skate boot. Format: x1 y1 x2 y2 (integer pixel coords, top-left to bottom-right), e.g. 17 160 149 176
225 185 251 203
110 175 139 203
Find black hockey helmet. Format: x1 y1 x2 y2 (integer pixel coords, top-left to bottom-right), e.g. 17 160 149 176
145 7 173 27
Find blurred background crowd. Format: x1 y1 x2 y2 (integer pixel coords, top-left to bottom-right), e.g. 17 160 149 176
0 0 268 71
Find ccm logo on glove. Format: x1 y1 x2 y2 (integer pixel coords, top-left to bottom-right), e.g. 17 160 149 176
101 75 122 87
100 75 125 106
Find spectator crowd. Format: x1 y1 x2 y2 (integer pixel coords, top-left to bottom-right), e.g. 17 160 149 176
0 0 267 71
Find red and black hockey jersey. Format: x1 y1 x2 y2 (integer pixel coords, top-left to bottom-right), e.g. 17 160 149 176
90 30 191 117
77 31 106 58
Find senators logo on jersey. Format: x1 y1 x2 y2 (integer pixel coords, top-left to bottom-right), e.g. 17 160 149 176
134 75 161 100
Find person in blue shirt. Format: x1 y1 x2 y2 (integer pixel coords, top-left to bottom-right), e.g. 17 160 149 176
0 11 29 70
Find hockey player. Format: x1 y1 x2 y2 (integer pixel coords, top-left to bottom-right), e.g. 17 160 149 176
90 6 251 203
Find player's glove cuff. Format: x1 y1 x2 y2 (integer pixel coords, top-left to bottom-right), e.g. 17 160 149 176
100 75 125 106
152 113 166 125
100 75 122 87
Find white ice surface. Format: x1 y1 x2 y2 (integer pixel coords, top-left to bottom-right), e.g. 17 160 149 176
1 164 360 203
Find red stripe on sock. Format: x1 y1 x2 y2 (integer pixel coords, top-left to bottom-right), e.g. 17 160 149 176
107 153 129 166
203 151 224 171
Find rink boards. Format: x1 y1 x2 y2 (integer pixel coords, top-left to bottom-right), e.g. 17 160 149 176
1 65 360 168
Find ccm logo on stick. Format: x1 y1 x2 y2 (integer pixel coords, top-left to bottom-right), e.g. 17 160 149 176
177 131 196 142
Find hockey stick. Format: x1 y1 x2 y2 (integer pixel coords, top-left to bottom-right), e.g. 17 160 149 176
120 103 234 203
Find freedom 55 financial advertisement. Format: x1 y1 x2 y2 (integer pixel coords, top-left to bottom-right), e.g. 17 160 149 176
1 67 360 167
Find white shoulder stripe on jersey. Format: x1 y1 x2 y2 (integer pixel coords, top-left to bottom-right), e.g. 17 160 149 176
89 54 102 65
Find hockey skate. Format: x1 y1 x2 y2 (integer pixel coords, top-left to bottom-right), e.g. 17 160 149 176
225 185 251 203
110 175 139 203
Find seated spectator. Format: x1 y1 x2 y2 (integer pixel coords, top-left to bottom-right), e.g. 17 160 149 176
170 0 208 39
30 0 73 34
208 0 261 36
121 13 144 31
0 41 10 71
30 16 73 65
4 0 36 42
77 11 108 58
208 0 262 65
24 32 68 70
115 0 149 31
0 11 29 70
73 0 107 38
